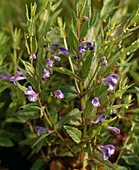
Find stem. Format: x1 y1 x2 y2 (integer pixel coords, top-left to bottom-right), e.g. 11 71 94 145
115 122 135 164
29 35 72 155
13 48 17 74
64 35 80 94
49 76 58 112
86 65 99 91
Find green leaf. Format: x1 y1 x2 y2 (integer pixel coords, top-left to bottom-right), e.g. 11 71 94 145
40 9 62 45
129 71 139 82
32 35 38 53
16 109 39 119
6 117 26 124
57 148 74 157
0 137 14 147
81 50 94 78
19 58 34 76
51 0 62 11
24 34 30 54
52 67 81 80
56 109 81 129
30 159 46 170
63 125 82 144
32 132 50 148
16 81 27 92
127 108 139 114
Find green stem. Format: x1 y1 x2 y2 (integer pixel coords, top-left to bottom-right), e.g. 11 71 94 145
64 35 80 94
13 48 17 74
86 65 99 91
115 122 135 164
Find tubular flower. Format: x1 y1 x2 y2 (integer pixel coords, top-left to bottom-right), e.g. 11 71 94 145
46 48 56 55
29 53 36 60
25 86 38 102
55 90 64 99
35 127 48 136
10 74 27 85
101 56 107 66
0 71 11 80
92 114 106 124
91 97 100 107
98 145 115 160
46 58 54 67
82 41 94 50
43 69 50 78
107 126 120 134
51 43 59 48
28 93 38 102
102 74 118 91
78 45 86 54
58 47 72 58
52 56 61 61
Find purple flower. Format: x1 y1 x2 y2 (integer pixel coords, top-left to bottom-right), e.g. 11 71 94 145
58 47 72 57
29 53 36 60
51 43 59 48
25 86 35 95
47 58 54 67
25 86 38 102
78 45 86 54
91 97 100 107
28 93 38 102
102 74 118 91
107 126 120 134
43 69 50 78
82 41 94 51
101 56 107 66
52 56 61 61
16 71 27 75
98 145 115 160
92 114 106 124
55 90 64 99
35 127 48 136
83 15 89 20
0 71 11 80
46 48 56 55
10 75 27 85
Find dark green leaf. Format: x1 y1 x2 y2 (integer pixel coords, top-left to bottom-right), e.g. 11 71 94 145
64 125 82 144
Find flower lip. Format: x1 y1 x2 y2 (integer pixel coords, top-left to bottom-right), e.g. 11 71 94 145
35 127 48 136
102 74 118 91
59 47 72 58
25 86 35 96
43 69 50 78
91 97 100 107
16 71 27 75
92 114 106 124
47 58 54 67
101 56 107 66
55 90 64 99
107 126 120 134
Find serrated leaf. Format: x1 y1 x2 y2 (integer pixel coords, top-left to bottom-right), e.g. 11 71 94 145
56 109 81 129
16 109 39 119
64 125 82 144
